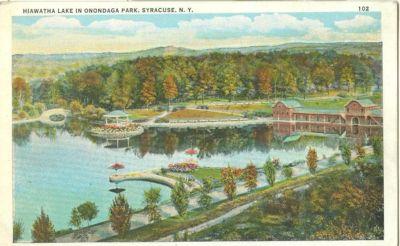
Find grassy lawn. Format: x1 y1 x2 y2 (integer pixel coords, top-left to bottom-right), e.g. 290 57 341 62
102 164 348 242
126 109 161 120
165 109 240 120
190 167 222 181
298 93 382 109
208 103 272 113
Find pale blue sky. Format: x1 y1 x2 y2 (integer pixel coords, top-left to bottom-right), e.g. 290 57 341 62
12 12 381 54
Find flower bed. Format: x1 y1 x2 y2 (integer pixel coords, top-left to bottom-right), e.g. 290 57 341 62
168 160 199 173
90 123 144 138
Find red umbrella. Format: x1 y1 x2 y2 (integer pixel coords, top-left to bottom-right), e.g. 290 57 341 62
109 162 125 171
185 148 198 156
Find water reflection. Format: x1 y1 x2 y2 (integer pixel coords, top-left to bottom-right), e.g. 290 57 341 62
13 119 342 159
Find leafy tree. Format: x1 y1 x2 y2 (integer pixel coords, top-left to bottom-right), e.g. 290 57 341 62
312 61 334 95
371 136 383 159
171 179 189 216
307 148 318 174
221 166 237 200
13 77 30 109
31 208 55 243
140 78 157 107
339 141 352 166
263 159 276 186
196 62 216 104
144 188 162 223
340 66 355 93
256 66 273 99
283 166 293 179
13 220 24 242
217 64 241 101
244 162 258 190
109 194 134 237
77 201 98 226
198 177 213 209
163 74 178 108
69 207 82 229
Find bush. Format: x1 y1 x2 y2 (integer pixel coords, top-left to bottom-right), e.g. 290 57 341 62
13 220 24 242
171 179 189 216
70 100 83 115
282 166 293 179
263 160 276 186
337 92 348 98
55 98 68 108
155 118 169 123
306 148 318 174
34 102 46 114
23 103 38 117
18 110 28 119
95 107 106 119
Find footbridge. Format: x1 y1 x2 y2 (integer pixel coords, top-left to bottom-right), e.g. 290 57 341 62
39 108 68 126
109 171 199 191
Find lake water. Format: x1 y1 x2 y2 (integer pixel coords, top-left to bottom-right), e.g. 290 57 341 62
13 119 340 241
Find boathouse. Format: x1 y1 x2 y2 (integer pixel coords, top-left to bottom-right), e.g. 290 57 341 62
272 99 382 137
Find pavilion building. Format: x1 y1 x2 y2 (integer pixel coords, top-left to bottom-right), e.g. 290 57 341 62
272 99 383 138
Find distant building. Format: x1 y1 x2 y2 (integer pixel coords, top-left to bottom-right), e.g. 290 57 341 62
272 99 382 138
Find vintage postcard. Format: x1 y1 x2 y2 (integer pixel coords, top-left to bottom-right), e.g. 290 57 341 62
0 1 398 245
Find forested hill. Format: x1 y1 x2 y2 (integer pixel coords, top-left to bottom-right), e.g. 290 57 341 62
12 43 382 111
13 42 381 81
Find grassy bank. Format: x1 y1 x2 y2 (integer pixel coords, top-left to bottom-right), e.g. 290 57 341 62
102 164 348 242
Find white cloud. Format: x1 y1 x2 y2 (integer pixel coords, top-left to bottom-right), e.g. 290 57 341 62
88 19 157 33
13 14 381 54
32 16 82 29
334 15 377 31
252 13 326 33
178 15 252 32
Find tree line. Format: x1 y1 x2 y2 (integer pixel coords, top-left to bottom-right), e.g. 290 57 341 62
13 50 381 112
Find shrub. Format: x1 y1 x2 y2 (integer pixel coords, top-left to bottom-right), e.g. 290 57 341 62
221 166 238 200
339 140 352 166
34 102 46 114
282 166 293 179
356 145 366 159
13 220 24 242
144 188 162 223
23 103 38 117
18 110 28 119
31 208 55 242
70 100 83 115
96 107 106 119
244 162 258 190
171 179 189 216
55 98 68 108
337 92 348 98
109 194 133 237
307 148 318 174
263 160 276 186
198 177 213 209
371 136 383 159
